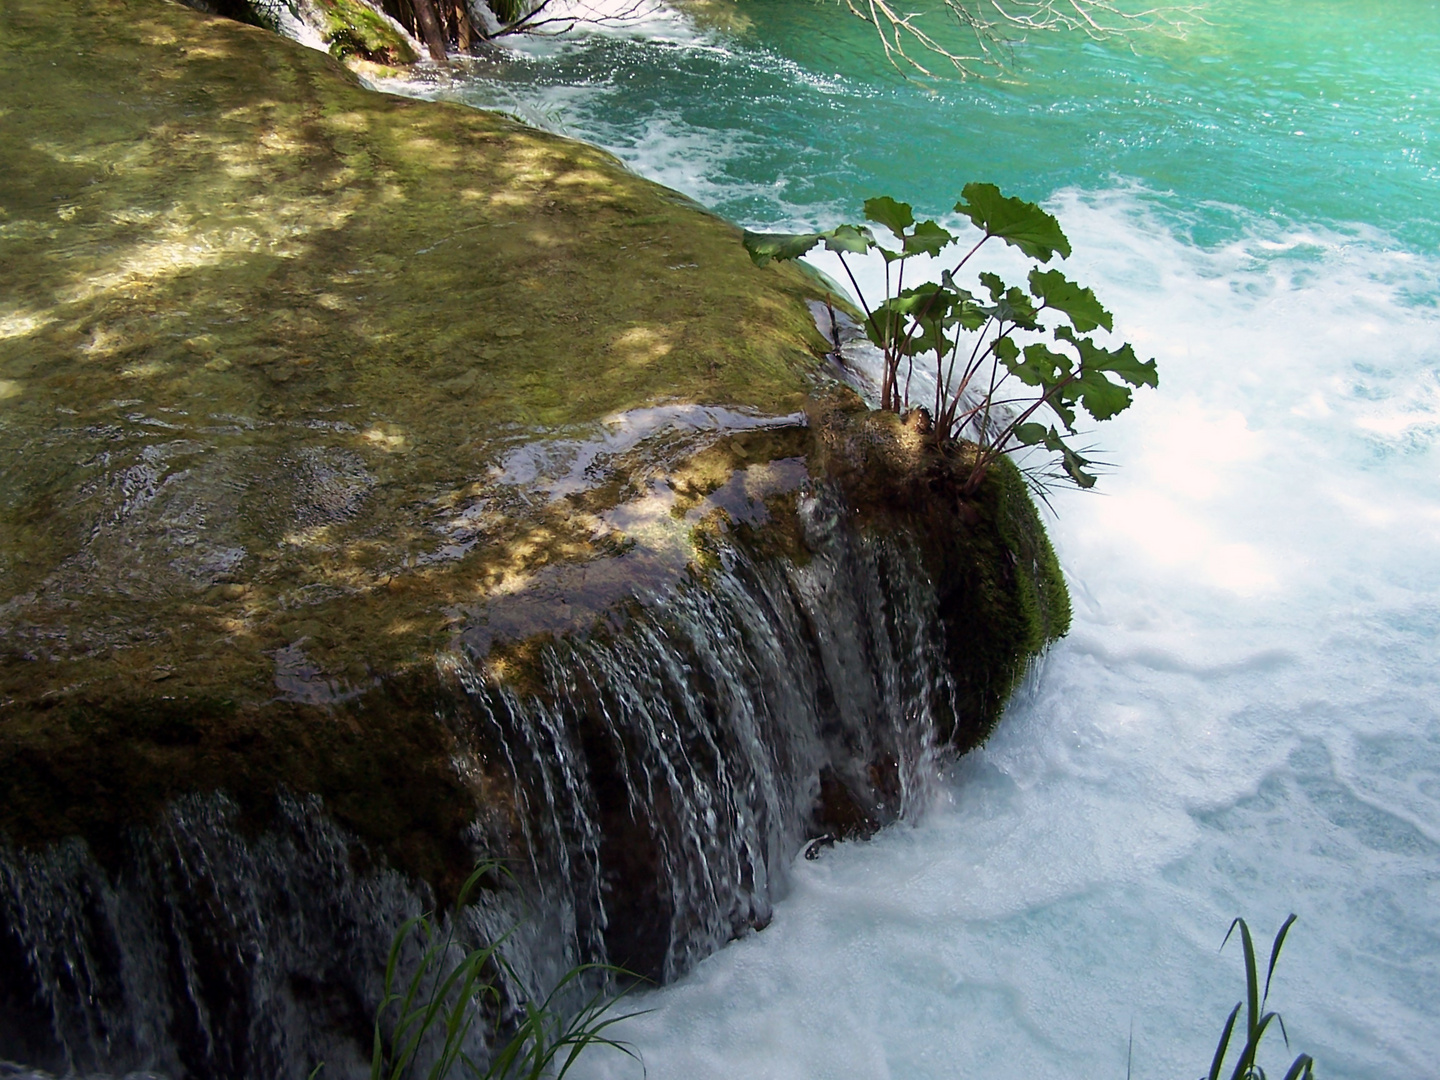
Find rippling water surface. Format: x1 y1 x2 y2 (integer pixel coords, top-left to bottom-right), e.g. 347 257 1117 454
415 2 1439 1076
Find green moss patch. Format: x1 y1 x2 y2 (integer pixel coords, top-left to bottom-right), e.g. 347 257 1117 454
317 0 418 63
806 393 1070 746
0 0 1067 884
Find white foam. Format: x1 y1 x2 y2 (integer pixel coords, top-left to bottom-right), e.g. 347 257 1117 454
569 189 1440 1080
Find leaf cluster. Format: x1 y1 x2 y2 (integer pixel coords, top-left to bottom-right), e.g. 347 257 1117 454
744 183 1156 494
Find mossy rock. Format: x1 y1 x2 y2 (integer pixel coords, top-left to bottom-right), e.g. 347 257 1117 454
0 0 1068 887
0 0 829 857
805 395 1070 746
316 0 418 64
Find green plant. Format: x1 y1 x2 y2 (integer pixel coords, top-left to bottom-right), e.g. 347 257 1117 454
743 183 1157 495
363 865 642 1080
1206 914 1315 1080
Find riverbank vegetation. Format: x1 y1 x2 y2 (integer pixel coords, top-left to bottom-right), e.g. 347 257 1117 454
187 0 1196 76
745 186 1157 497
363 867 640 1080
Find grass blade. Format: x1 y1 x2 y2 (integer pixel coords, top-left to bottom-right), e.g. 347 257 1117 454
1265 914 1298 1006
1222 918 1260 1043
1211 916 1313 1080
1209 1002 1241 1080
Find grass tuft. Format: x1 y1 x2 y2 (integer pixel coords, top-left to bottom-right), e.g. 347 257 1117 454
1208 914 1314 1080
324 864 645 1080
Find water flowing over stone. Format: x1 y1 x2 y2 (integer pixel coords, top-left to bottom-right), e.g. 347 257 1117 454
457 485 955 982
0 485 962 1079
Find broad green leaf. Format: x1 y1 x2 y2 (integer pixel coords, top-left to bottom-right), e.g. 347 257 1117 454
993 335 1019 364
1069 367 1133 421
864 299 911 350
904 219 956 257
742 230 824 267
1029 268 1112 332
891 281 951 315
979 271 1005 302
873 283 957 358
824 224 874 255
994 286 1040 330
1097 343 1156 388
953 298 987 332
955 182 1072 262
1008 342 1071 387
1012 422 1049 446
1055 327 1158 388
1047 393 1078 431
938 272 987 330
864 195 914 238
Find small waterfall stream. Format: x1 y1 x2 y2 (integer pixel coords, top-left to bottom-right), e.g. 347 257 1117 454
0 482 963 1079
458 482 955 983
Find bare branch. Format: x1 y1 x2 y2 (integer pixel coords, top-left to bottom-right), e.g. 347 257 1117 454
831 0 1200 79
479 0 662 41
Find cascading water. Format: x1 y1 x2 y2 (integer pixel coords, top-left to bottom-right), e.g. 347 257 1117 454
454 485 954 983
0 479 967 1079
0 794 427 1080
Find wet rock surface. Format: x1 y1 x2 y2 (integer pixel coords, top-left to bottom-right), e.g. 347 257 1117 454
0 5 1069 1076
0 0 829 851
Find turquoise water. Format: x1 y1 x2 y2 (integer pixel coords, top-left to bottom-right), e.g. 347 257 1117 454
438 0 1440 249
398 4 1440 1078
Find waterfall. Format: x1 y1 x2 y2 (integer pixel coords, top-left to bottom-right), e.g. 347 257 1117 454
0 481 964 1079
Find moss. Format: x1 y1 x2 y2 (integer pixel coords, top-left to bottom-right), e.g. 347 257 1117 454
933 453 1069 744
317 0 418 64
804 394 1069 748
0 676 501 899
0 0 1069 891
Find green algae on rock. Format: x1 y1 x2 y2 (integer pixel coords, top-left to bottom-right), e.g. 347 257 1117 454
315 0 420 64
0 0 1068 896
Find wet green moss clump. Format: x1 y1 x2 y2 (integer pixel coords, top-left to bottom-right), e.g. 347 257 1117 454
807 393 1070 748
934 453 1069 740
317 0 418 63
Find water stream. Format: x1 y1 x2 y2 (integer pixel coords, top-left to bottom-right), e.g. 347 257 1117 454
0 479 962 1079
395 2 1440 1076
